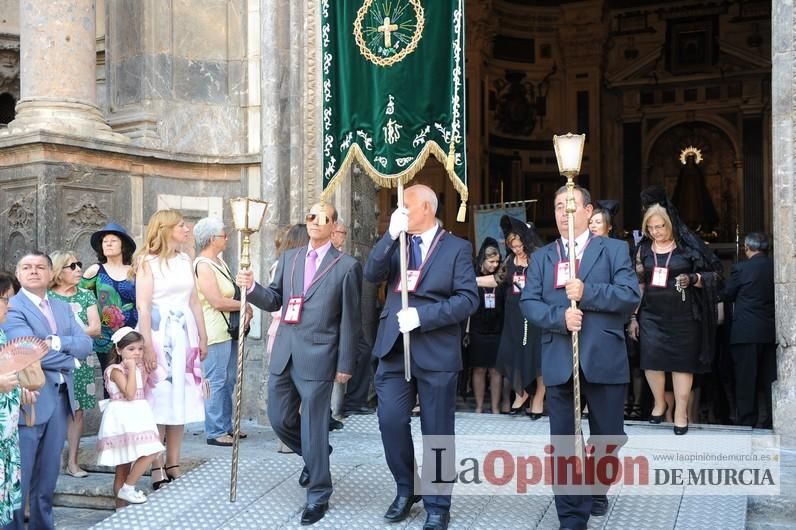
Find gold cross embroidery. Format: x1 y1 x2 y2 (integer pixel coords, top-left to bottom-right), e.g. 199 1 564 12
378 16 399 48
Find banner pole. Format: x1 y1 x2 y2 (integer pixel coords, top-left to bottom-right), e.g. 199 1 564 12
397 182 412 382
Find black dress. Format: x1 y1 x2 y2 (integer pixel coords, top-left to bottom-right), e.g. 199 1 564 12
495 258 541 392
637 244 708 373
467 285 505 368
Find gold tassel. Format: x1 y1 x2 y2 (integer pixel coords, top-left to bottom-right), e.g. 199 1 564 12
456 199 467 222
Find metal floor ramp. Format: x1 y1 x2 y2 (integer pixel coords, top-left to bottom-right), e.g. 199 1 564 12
91 414 747 529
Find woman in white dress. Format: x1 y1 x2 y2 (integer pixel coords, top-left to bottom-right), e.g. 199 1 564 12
134 210 208 489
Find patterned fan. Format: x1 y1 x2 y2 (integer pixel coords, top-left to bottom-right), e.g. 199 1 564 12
0 336 49 374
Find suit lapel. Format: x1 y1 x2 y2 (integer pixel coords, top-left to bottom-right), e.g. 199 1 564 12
577 236 604 280
19 292 53 334
416 228 445 289
304 246 340 301
292 246 307 298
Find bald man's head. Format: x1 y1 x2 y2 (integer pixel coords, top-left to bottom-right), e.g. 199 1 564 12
404 184 439 234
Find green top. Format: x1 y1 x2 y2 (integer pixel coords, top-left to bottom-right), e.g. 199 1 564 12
48 287 97 327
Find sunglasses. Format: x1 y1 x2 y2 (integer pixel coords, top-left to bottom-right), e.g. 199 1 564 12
305 213 330 224
65 262 83 270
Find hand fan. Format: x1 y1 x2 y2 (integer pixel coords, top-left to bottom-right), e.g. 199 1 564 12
0 337 49 375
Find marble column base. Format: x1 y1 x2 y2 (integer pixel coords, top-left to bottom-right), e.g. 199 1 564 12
3 98 129 143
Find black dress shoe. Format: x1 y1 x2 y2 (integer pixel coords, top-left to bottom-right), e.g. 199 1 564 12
298 466 310 487
590 495 609 516
344 406 374 416
384 494 421 522
300 502 328 525
649 404 668 424
674 423 689 435
423 511 450 530
528 411 544 421
329 418 344 431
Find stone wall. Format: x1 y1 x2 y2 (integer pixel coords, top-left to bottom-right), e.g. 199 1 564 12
106 0 248 154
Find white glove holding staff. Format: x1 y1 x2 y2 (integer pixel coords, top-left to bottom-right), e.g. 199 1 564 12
388 208 409 240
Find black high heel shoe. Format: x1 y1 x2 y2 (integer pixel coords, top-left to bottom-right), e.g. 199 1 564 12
674 423 689 435
165 464 181 481
649 404 668 425
509 396 530 416
151 467 171 491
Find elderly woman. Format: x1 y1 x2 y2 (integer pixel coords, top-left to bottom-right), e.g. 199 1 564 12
0 271 37 526
49 251 101 478
193 217 252 447
628 203 722 435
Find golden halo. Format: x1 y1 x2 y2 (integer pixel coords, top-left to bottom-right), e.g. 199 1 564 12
353 0 425 68
679 146 703 165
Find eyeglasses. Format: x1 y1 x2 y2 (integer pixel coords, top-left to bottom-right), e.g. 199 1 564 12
305 213 330 223
0 296 8 304
212 234 228 240
334 230 347 235
65 262 83 270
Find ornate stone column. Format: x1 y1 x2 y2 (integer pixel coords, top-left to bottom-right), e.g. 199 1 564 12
771 0 796 447
5 0 124 141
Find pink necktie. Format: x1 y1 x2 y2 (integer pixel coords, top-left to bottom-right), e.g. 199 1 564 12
303 249 318 294
39 299 57 334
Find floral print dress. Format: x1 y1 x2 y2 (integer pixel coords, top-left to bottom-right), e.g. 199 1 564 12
80 265 137 370
49 287 99 410
0 329 22 525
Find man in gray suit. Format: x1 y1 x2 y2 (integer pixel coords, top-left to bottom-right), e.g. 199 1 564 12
2 251 92 530
238 202 362 525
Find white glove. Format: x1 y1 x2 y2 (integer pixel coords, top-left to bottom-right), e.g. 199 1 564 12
388 207 409 240
397 308 420 333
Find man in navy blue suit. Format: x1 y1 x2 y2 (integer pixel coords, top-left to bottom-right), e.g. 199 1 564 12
520 186 639 530
2 251 92 530
365 184 478 530
720 232 776 428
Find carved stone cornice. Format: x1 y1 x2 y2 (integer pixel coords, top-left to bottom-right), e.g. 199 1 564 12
466 0 497 58
558 2 609 68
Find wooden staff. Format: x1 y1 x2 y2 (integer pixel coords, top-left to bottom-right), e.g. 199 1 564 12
397 182 412 381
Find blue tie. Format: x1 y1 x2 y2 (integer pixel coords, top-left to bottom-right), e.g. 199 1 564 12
409 235 423 269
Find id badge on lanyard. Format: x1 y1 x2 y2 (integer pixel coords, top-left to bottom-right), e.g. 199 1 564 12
394 270 421 293
651 249 673 288
651 267 669 288
554 260 579 289
484 291 496 309
512 273 526 295
283 296 304 324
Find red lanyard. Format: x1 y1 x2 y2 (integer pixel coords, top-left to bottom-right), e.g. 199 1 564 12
652 248 674 269
288 247 344 295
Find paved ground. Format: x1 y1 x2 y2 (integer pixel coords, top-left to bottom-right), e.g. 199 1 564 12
47 412 763 529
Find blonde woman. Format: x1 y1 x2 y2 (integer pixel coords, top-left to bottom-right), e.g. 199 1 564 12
48 251 101 478
134 210 208 488
628 204 718 435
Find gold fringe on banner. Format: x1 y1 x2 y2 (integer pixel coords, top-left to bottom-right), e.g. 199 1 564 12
320 140 469 222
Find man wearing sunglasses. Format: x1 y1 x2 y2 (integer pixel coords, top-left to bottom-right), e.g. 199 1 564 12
237 202 362 525
365 184 478 530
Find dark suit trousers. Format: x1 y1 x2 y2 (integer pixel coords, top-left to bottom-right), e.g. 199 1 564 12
375 339 458 514
267 360 334 505
343 334 373 411
5 385 69 530
731 343 777 427
546 374 626 530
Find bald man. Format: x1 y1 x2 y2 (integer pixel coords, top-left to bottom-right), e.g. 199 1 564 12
365 184 478 530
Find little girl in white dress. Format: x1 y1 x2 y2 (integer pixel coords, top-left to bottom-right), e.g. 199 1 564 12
96 327 164 504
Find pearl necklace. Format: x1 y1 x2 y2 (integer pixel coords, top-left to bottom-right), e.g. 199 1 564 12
653 240 676 253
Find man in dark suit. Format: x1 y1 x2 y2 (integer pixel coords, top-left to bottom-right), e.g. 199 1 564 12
237 202 362 525
2 251 92 530
720 232 776 428
520 186 640 530
365 184 478 530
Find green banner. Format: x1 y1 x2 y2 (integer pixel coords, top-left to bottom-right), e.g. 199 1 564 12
320 0 468 218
